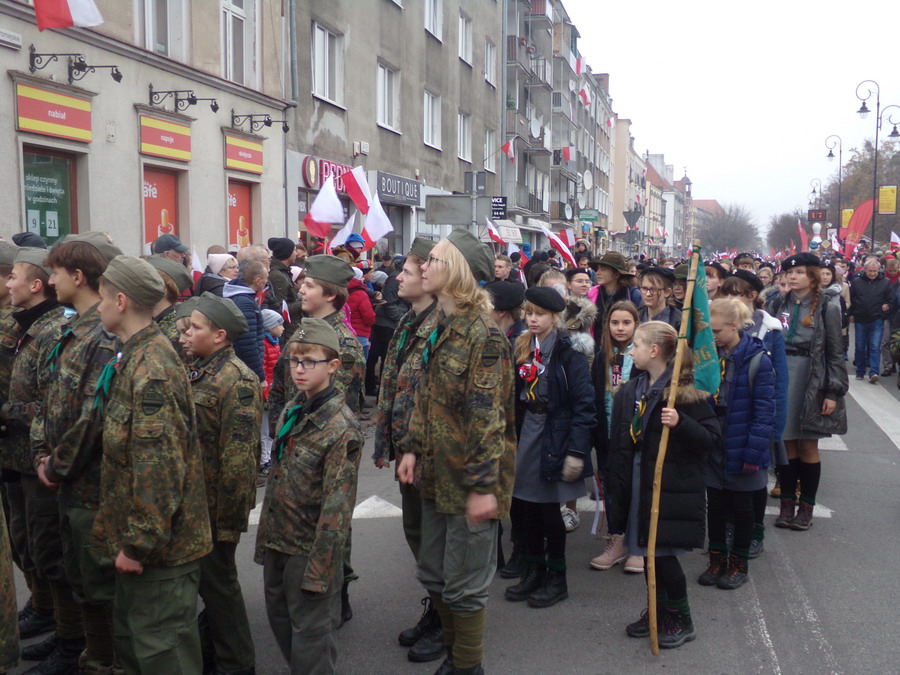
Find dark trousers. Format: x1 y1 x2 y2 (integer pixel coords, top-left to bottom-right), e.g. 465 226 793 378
364 325 396 395
707 487 754 556
399 481 422 561
19 474 66 583
519 500 566 562
643 555 687 601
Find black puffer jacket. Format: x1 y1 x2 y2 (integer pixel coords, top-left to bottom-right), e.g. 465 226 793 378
606 369 720 550
849 272 893 323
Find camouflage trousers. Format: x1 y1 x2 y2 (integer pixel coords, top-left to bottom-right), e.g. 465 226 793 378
0 509 18 673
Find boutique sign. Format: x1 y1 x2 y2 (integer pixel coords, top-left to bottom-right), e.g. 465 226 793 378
375 171 421 206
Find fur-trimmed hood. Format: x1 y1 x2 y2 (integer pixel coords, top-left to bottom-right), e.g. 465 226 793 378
565 330 595 358
564 295 598 333
662 370 710 405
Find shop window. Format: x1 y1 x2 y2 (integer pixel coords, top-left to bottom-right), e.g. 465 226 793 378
228 180 253 248
23 148 77 246
143 167 179 250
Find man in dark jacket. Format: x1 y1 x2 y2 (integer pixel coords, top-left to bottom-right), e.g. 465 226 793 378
223 261 267 381
265 237 301 341
850 257 893 382
365 256 409 395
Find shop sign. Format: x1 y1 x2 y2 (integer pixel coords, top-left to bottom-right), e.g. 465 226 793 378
140 115 191 162
16 82 91 142
225 134 263 174
301 155 353 193
23 151 74 245
228 181 252 248
143 168 178 245
375 171 421 206
491 196 507 219
0 27 22 50
580 208 599 222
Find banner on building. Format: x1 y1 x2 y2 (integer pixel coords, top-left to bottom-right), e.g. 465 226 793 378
140 115 191 161
225 134 263 174
879 186 897 215
16 82 92 142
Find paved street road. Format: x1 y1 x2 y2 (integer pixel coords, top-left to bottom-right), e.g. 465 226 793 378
13 367 900 674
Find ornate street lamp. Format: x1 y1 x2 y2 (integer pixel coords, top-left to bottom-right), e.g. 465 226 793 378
825 134 842 234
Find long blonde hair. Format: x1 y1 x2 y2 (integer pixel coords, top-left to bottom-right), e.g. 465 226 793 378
514 301 563 365
437 240 492 314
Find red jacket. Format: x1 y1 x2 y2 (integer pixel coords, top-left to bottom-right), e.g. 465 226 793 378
263 334 281 400
347 279 376 338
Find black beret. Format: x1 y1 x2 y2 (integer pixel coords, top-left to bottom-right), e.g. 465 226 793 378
730 268 764 293
486 280 525 312
781 252 820 271
564 267 592 281
640 266 676 284
733 251 755 264
704 261 728 278
525 285 566 313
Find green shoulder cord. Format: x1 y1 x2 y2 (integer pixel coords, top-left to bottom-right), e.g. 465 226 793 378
274 404 304 461
394 319 413 368
44 328 74 375
92 354 121 412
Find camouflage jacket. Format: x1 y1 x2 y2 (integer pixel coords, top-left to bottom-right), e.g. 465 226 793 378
2 304 66 475
155 304 190 368
0 306 20 405
268 310 365 433
254 386 362 593
373 303 439 463
0 514 17 672
92 323 212 567
405 308 517 517
32 304 119 509
189 346 261 543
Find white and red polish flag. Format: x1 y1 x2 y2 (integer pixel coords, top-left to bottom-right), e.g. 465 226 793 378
361 193 394 251
561 146 574 162
606 116 615 128
562 228 576 248
343 166 372 215
537 223 576 268
485 218 507 246
303 174 344 239
34 0 103 31
578 86 591 106
501 139 515 163
575 56 585 75
281 299 291 325
891 231 900 251
328 213 356 252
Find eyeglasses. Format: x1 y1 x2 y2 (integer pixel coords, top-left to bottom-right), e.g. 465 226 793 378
639 286 661 294
223 264 238 271
288 357 330 370
425 254 447 267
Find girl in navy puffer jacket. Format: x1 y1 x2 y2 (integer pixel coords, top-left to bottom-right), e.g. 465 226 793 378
700 299 774 591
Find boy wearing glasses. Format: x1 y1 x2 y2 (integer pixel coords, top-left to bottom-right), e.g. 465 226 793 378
255 318 362 675
184 292 261 675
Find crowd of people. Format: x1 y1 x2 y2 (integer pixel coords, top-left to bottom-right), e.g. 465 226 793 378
0 225 890 674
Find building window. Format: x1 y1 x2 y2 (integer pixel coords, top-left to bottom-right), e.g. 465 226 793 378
484 40 496 86
312 22 343 104
425 0 442 40
484 129 496 173
457 112 471 162
139 0 185 59
423 91 441 149
222 0 256 86
377 63 399 130
458 13 472 63
23 148 77 246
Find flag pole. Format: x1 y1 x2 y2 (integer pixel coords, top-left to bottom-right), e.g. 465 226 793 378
648 239 701 655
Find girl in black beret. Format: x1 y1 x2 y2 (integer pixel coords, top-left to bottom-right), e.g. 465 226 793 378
637 268 681 332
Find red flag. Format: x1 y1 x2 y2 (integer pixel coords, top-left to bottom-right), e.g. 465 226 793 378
501 140 515 162
578 86 591 106
844 198 876 258
789 240 797 255
485 218 507 246
34 0 103 31
561 146 574 162
343 166 371 215
797 220 809 252
281 299 291 324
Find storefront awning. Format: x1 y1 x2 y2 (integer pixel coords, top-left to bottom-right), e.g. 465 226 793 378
493 220 523 243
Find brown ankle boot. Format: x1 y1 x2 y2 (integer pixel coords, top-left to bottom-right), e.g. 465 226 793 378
774 498 795 528
790 501 814 530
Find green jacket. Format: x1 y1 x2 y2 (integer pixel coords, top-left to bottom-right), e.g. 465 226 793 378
33 304 119 508
0 306 20 405
190 346 261 543
406 308 516 517
92 323 212 567
154 304 190 368
254 386 362 593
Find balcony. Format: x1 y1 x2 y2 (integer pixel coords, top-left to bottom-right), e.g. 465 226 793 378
527 58 551 88
510 184 532 212
506 35 531 72
529 192 547 215
527 0 553 27
524 127 552 155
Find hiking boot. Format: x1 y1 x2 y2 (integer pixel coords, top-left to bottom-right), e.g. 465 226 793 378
504 563 545 602
21 634 57 661
19 609 55 639
589 533 626 570
18 598 34 622
623 555 644 574
698 550 727 586
451 665 484 675
407 625 445 663
774 498 796 528
717 554 749 590
22 637 85 675
749 538 764 559
791 501 814 530
433 655 454 675
499 543 525 579
398 597 437 646
561 507 580 532
625 608 659 638
658 609 696 649
526 569 568 608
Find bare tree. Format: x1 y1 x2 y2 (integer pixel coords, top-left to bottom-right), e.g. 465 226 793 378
696 203 759 253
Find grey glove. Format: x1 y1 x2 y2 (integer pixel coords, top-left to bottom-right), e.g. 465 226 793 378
562 455 583 482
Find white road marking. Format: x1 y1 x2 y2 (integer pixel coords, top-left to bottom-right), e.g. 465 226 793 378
745 578 782 674
765 476 833 518
352 495 403 519
818 436 848 451
847 376 900 453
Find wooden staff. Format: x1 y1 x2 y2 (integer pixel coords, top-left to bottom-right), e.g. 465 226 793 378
648 240 701 654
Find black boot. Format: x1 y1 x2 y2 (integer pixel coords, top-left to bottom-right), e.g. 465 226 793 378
697 550 727 586
526 569 568 608
498 543 525 580
398 597 436 646
451 664 484 675
432 654 454 675
20 634 57 661
407 601 445 663
22 636 86 675
504 562 544 602
717 554 749 590
19 609 55 640
339 581 352 627
18 597 34 622
658 609 696 649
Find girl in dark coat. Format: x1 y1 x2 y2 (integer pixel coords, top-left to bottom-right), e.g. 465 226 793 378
637 267 682 332
699 299 774 591
505 286 596 609
607 321 720 649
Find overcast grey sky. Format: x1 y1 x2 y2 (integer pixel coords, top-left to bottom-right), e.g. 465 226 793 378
565 0 899 232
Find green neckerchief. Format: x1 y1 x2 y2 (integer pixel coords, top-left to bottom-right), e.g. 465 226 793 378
421 323 445 370
93 353 121 412
786 298 802 343
45 327 74 374
274 403 304 461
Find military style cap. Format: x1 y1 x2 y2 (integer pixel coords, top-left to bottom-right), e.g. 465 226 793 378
174 297 200 320
14 247 51 275
0 242 17 266
673 262 690 279
305 254 354 288
731 268 764 293
409 236 436 260
486 280 525 312
194 292 248 342
64 231 123 263
781 252 820 271
102 255 165 309
704 260 728 279
287 317 340 354
154 233 188 253
147 255 194 293
446 229 493 283
525 285 566 313
595 251 632 276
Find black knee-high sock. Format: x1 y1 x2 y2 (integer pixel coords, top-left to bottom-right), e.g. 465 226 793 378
797 461 822 504
752 487 767 537
778 459 801 500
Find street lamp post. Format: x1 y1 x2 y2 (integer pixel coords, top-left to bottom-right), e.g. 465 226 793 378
809 178 823 208
855 80 900 249
825 134 842 234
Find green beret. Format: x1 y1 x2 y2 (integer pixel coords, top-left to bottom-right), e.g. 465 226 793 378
14 247 50 275
63 231 122 263
174 297 200 320
287 317 340 354
446 229 493 283
0 242 17 266
147 255 194 293
194 292 248 342
673 263 689 279
409 236 436 261
102 256 165 309
304 255 353 287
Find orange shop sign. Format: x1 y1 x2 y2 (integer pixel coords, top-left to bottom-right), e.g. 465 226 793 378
143 168 178 246
228 181 252 248
225 134 263 174
16 83 92 142
140 115 191 162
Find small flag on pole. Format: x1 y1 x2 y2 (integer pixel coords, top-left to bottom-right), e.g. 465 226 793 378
329 213 357 251
34 0 103 31
486 218 507 246
361 193 394 251
304 174 344 239
343 166 372 215
501 139 515 163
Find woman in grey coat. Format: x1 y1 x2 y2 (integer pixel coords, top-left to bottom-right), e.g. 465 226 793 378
766 253 848 531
